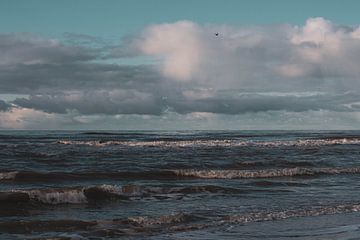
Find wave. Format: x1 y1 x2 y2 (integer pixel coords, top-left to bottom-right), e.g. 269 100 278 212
27 188 88 204
0 185 129 205
2 167 360 183
57 137 360 148
0 171 18 180
100 202 360 232
2 202 360 236
221 203 360 224
233 159 318 168
249 180 309 187
57 139 234 147
0 184 243 205
0 219 97 234
106 202 360 234
121 213 195 226
0 170 179 182
174 167 360 179
0 185 118 205
0 213 193 235
81 131 121 135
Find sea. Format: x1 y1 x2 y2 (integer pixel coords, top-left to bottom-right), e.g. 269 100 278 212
1 130 360 239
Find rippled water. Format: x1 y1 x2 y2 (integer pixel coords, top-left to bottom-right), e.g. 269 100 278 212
1 130 360 239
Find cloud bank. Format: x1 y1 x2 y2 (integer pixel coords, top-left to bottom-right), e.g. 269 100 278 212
139 18 360 89
0 18 360 129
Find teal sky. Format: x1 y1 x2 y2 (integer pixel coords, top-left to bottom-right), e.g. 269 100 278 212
1 0 360 38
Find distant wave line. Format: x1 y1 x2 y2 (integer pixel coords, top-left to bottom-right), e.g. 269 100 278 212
2 166 360 182
57 138 360 148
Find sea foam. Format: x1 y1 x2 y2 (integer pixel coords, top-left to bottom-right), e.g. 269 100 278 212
57 138 360 148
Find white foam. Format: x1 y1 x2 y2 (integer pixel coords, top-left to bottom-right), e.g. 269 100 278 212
24 188 87 204
58 139 234 147
11 184 142 204
174 167 360 179
223 203 360 224
95 184 123 195
0 171 18 180
127 213 188 226
57 138 360 148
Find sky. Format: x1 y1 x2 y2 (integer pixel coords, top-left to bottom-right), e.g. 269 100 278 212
0 0 360 130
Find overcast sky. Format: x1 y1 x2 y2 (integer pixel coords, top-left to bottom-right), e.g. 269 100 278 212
1 0 360 130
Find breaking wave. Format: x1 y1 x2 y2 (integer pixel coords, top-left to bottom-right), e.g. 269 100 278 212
57 138 360 148
122 213 195 226
0 171 18 180
221 203 360 224
1 202 360 235
2 167 360 183
174 167 360 179
108 202 360 234
0 184 243 205
0 185 122 205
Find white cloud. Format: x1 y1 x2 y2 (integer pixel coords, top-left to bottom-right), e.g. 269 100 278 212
0 108 58 129
291 17 335 45
138 17 360 90
140 21 203 81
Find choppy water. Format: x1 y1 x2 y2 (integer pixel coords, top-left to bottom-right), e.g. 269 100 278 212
1 130 360 239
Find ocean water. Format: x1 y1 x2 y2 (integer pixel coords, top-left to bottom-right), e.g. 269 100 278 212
1 130 360 239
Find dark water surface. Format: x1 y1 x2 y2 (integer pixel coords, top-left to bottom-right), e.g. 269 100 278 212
1 130 360 239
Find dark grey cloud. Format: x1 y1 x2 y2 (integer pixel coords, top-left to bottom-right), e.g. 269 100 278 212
0 33 97 66
0 100 11 112
166 92 360 114
13 90 164 115
0 62 161 93
0 33 163 94
12 90 360 115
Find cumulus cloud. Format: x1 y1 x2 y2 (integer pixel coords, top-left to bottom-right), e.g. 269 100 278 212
138 18 360 90
0 18 360 129
140 21 203 81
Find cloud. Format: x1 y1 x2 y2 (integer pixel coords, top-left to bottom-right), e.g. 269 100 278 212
0 62 160 94
167 90 360 114
0 33 163 94
0 33 96 66
140 21 203 81
0 107 61 129
0 100 11 111
9 90 360 116
137 18 360 91
0 18 360 129
13 90 163 115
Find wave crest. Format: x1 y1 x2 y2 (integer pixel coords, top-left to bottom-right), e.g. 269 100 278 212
222 203 360 224
24 188 87 204
0 184 242 205
2 167 360 183
1 202 360 235
0 171 18 180
174 167 360 179
57 138 360 148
